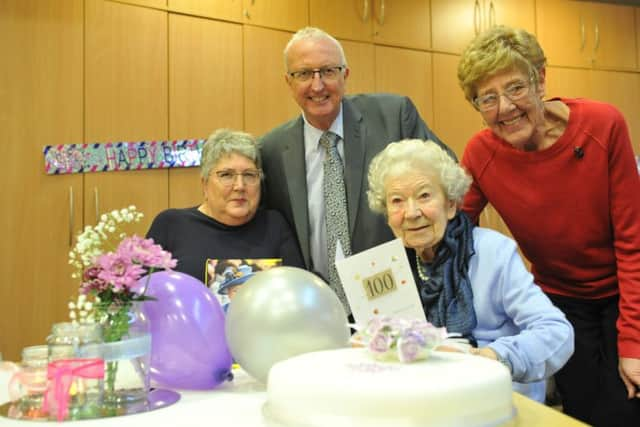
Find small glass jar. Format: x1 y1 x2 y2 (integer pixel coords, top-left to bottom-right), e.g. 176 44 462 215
22 345 49 368
7 345 50 419
46 322 104 420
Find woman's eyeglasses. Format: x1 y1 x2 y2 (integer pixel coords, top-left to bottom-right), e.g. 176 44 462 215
213 169 262 186
473 80 532 112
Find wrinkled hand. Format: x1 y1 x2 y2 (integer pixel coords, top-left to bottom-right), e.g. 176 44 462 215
436 337 474 354
619 357 640 399
469 347 498 361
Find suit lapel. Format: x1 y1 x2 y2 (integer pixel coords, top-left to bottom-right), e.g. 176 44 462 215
342 99 365 236
281 118 312 267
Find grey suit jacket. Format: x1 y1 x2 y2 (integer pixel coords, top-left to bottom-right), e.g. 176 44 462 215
260 93 454 270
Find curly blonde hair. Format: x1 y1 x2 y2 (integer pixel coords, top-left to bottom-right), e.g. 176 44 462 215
458 25 546 105
367 139 472 214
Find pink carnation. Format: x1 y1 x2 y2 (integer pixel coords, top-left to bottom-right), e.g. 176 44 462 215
116 235 177 270
95 253 146 292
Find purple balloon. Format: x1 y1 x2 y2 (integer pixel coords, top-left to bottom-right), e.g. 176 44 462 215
138 270 233 390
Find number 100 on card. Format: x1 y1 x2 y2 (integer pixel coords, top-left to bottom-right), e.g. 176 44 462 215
362 269 397 300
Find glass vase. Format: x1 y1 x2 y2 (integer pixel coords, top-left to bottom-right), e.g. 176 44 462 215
100 301 151 405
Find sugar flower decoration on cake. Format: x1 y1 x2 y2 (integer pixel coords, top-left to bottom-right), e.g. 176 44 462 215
351 317 447 363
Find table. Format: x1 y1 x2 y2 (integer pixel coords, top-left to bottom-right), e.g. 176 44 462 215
0 365 588 426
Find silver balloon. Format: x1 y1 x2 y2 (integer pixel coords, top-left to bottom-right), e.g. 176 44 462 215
225 266 350 383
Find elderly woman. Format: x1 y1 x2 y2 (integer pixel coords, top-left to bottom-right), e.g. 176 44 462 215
367 138 573 402
147 129 304 283
457 26 640 425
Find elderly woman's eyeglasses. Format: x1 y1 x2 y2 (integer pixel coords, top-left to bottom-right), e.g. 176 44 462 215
473 80 532 112
288 66 345 82
213 169 262 186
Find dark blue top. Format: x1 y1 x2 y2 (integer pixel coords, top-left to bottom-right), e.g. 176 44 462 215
146 207 305 283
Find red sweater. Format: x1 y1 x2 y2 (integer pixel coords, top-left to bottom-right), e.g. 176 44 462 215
461 98 640 357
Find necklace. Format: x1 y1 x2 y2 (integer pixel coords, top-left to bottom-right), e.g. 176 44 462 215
416 253 430 282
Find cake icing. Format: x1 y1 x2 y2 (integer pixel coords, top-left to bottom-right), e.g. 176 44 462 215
265 348 514 427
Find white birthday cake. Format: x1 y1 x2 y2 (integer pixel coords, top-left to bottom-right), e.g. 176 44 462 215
265 348 514 427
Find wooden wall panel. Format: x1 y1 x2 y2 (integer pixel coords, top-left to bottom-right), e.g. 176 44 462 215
84 0 169 233
431 53 483 158
375 46 434 127
243 26 299 137
0 0 83 360
341 40 376 95
168 14 243 208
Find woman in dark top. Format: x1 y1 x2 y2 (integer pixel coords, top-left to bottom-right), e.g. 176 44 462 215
147 129 304 284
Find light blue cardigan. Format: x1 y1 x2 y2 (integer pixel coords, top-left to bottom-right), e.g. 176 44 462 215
466 227 574 402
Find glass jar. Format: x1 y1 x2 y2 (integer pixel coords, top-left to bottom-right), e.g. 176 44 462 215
45 322 104 421
7 345 49 420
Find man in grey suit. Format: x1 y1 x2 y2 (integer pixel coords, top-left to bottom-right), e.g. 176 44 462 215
260 27 453 312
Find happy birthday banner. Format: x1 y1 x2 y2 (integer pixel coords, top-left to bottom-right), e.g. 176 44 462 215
44 139 206 175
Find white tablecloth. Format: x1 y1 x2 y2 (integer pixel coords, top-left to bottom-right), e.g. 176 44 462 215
0 365 271 427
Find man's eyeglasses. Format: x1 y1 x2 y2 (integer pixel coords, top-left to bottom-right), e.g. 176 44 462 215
473 80 532 112
288 66 345 82
213 169 262 186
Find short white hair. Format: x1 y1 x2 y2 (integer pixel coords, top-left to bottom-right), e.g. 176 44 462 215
283 27 348 71
367 139 471 214
200 129 261 179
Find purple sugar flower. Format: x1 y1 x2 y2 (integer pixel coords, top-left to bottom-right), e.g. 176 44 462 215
368 328 392 354
397 333 423 363
359 316 448 363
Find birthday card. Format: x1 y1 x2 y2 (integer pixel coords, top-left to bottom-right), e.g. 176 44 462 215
336 239 426 326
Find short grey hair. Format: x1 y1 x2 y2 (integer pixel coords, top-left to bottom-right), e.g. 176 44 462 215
283 27 348 71
367 139 472 214
200 129 261 179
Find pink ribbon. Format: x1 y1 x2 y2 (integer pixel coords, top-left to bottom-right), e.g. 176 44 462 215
42 358 104 421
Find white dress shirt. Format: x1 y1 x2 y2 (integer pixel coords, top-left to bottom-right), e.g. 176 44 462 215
302 107 345 280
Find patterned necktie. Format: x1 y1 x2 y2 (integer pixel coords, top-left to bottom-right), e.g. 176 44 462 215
319 131 352 314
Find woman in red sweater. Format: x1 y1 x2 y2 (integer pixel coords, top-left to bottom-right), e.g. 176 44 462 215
457 26 640 426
